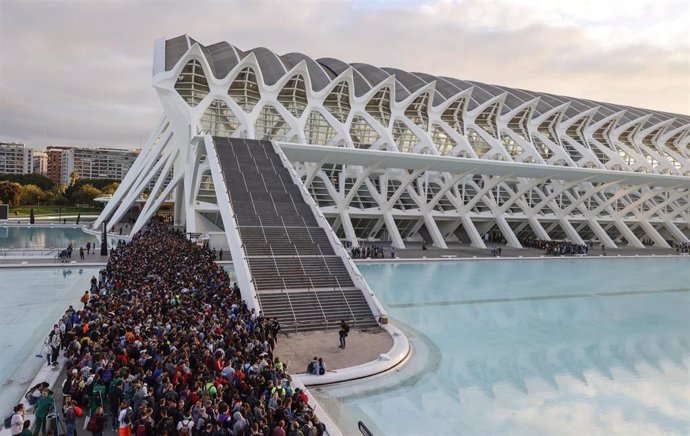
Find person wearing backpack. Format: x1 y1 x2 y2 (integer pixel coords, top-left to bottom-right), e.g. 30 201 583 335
86 407 106 436
117 402 132 436
8 404 25 436
133 410 152 436
63 400 77 436
338 320 349 349
176 413 193 436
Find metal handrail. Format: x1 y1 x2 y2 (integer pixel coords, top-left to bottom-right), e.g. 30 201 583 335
281 216 292 245
318 245 332 275
280 276 298 331
334 276 356 329
274 161 289 195
307 276 328 325
268 192 280 217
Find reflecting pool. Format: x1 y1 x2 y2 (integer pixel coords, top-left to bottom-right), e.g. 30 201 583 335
0 266 100 413
0 225 98 249
315 258 690 435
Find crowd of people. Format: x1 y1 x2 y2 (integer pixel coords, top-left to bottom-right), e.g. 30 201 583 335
520 239 589 256
675 241 690 254
348 243 386 259
12 219 327 436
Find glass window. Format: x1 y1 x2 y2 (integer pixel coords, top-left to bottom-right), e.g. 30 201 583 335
430 124 456 156
228 67 261 112
199 99 239 137
466 128 493 158
405 93 430 130
174 59 209 107
365 87 391 126
349 116 379 149
500 133 524 159
531 134 554 160
323 81 351 123
304 111 336 146
255 105 289 141
474 102 500 138
441 98 466 135
277 74 308 118
392 120 420 153
506 107 530 141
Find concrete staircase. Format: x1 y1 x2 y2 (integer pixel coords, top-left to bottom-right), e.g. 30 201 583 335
213 138 379 332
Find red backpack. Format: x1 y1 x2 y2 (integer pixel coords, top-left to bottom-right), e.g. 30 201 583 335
135 421 146 436
86 416 98 432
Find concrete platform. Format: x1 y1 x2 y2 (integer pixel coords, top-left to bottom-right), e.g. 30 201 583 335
275 327 394 375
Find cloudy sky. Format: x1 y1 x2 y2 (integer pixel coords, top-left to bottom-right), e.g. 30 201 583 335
0 0 688 149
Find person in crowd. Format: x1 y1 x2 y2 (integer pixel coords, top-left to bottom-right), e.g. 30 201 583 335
32 389 53 436
87 407 107 436
338 320 349 349
10 404 24 436
19 421 33 436
37 218 325 436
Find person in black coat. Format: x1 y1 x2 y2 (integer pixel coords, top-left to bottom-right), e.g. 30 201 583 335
109 381 124 431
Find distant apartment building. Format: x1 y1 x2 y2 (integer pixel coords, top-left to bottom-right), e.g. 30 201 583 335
0 142 33 174
45 146 139 185
33 151 48 175
46 146 71 183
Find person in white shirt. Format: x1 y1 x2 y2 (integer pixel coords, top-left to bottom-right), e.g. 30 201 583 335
10 404 24 436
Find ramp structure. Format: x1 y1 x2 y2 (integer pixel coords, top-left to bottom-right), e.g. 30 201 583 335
206 137 380 331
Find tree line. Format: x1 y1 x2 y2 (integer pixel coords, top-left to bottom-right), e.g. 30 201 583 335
0 173 119 207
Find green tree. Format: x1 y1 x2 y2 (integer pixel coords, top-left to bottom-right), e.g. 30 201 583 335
101 182 120 195
0 181 23 207
46 183 67 205
0 174 55 191
20 184 47 205
69 171 80 187
72 184 103 206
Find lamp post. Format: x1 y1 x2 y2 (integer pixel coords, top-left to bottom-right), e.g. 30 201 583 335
100 222 108 256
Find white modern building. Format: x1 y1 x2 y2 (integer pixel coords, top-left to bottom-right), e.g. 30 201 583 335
33 150 48 175
95 35 690 251
0 142 33 174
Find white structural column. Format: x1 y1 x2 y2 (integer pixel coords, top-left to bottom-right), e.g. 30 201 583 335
494 215 522 248
527 216 551 240
93 118 168 229
339 210 360 248
383 212 405 248
665 222 690 243
558 217 586 245
637 221 671 248
460 215 486 248
587 218 617 248
422 214 448 248
613 220 645 248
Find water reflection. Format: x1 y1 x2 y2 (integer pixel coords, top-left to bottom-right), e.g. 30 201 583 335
315 259 690 435
0 226 98 249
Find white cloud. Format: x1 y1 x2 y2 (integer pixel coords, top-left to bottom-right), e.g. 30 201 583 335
0 0 688 149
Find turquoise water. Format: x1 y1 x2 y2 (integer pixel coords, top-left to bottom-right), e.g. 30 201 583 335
316 258 690 436
0 225 98 249
0 266 100 413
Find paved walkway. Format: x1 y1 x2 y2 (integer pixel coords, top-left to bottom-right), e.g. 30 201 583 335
275 327 393 375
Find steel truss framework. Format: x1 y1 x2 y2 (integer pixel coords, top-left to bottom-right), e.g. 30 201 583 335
94 36 690 250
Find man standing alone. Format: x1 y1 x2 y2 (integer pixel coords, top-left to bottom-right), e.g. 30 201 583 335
338 320 349 349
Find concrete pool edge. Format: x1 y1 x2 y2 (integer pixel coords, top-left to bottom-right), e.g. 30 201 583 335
290 322 411 435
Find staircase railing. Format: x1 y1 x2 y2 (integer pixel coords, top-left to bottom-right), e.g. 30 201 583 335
334 276 356 329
